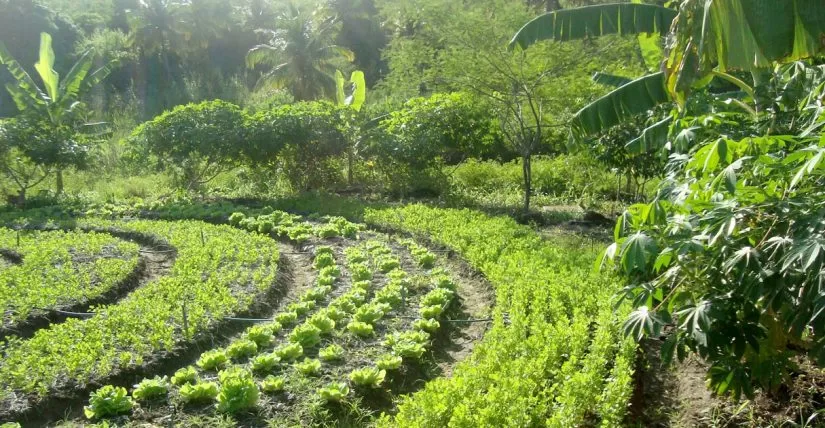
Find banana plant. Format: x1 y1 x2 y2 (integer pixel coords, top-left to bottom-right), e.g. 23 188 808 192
335 70 366 112
0 32 114 194
510 0 825 147
335 69 366 185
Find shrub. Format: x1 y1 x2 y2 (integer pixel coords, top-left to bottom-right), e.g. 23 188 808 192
249 102 346 191
179 381 219 404
197 350 228 371
132 376 170 402
349 367 386 388
228 212 245 226
129 100 248 190
84 385 133 419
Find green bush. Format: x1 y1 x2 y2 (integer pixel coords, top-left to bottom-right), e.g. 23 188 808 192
248 102 346 191
451 154 622 203
129 100 248 190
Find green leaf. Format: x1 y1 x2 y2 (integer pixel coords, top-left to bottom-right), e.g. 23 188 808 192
620 232 658 274
335 70 346 107
59 49 95 102
790 147 824 190
595 242 618 272
623 306 665 341
626 116 673 154
592 72 632 87
0 41 47 112
34 33 59 103
509 4 677 50
348 71 366 112
571 72 671 141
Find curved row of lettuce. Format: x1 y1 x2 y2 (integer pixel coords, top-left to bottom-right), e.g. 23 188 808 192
0 219 279 413
365 205 635 427
0 228 139 331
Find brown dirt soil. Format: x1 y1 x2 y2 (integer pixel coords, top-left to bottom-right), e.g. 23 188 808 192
630 337 825 428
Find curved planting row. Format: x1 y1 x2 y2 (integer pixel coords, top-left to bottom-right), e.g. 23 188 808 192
364 204 636 427
0 219 280 419
0 228 140 336
77 212 469 426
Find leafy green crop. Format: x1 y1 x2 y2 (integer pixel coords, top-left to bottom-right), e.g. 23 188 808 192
347 321 374 338
376 354 403 371
319 344 345 362
251 353 281 374
171 366 198 386
348 367 386 388
0 228 139 329
318 382 350 402
226 339 258 361
366 205 632 426
275 343 304 361
260 375 286 394
179 381 219 404
289 324 322 348
84 385 133 419
132 376 169 402
0 219 279 404
197 350 228 371
295 358 322 376
216 368 259 414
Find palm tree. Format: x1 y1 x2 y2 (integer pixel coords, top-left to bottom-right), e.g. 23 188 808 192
246 3 354 101
128 0 190 77
127 0 191 113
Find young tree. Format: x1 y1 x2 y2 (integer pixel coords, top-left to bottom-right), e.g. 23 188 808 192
0 32 113 197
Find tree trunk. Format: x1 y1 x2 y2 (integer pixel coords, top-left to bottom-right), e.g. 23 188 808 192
56 169 64 195
545 0 561 12
347 149 354 186
522 154 532 213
